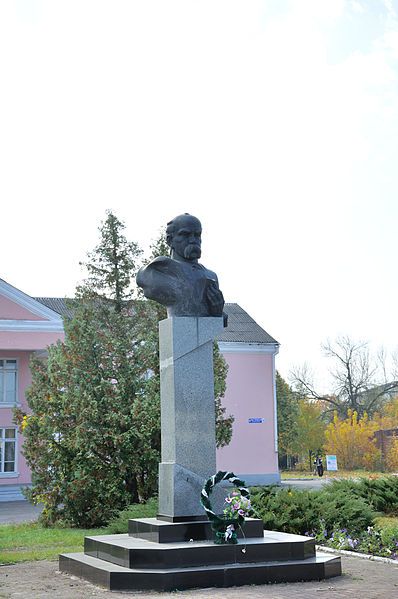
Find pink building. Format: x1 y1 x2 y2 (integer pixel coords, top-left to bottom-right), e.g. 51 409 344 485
0 279 64 501
0 279 280 501
217 304 280 486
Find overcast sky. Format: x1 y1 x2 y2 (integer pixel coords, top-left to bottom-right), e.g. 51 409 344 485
1 0 397 391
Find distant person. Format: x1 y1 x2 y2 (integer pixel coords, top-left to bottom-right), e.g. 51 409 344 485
314 455 324 477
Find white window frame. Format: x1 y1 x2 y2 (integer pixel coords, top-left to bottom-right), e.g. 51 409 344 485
0 427 18 477
0 358 19 407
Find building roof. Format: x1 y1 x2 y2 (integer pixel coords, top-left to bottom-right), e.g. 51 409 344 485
34 298 278 346
34 297 75 319
218 303 278 345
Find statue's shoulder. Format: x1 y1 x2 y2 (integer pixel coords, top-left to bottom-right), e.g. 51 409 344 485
147 255 172 268
146 256 181 273
137 256 181 281
202 266 219 283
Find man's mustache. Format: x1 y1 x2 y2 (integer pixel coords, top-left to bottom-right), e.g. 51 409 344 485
184 243 201 258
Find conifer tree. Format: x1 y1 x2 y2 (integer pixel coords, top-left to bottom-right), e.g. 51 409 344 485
16 213 155 525
79 210 142 310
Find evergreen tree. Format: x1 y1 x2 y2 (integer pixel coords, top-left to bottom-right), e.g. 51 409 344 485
213 342 234 447
79 210 142 310
15 213 154 525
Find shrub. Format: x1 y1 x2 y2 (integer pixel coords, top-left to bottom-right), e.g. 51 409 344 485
314 489 374 536
251 486 317 535
106 498 158 533
251 485 375 538
322 476 398 515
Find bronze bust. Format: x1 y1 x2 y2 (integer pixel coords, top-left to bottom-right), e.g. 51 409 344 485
136 214 225 320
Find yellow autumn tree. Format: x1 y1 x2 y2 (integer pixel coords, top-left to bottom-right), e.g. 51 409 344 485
292 399 326 463
372 397 398 471
385 437 398 472
374 396 398 430
325 410 381 470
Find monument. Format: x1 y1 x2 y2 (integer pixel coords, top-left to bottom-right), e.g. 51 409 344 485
137 213 225 520
59 214 341 591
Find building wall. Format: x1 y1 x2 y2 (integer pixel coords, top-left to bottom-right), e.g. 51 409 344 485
0 282 65 500
216 346 280 485
0 351 33 488
0 331 65 351
0 336 63 500
0 295 47 321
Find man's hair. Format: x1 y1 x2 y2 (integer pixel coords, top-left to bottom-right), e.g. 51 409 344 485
166 213 201 247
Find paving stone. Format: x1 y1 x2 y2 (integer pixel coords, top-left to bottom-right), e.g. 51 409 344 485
2 554 398 598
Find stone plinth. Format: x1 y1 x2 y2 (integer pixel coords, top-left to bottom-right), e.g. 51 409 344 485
128 517 264 543
59 527 341 591
158 316 224 520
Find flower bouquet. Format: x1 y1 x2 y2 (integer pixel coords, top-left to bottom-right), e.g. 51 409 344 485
200 471 252 544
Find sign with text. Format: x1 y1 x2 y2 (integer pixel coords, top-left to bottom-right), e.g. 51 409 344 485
248 418 265 424
326 455 338 471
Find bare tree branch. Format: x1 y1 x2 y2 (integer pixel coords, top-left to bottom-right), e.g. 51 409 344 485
292 337 398 418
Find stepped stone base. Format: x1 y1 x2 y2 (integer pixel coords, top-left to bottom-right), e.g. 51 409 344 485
129 516 264 542
60 552 341 591
59 518 342 591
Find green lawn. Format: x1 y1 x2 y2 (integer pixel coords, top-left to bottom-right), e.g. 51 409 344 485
0 522 105 564
281 470 389 480
0 498 158 565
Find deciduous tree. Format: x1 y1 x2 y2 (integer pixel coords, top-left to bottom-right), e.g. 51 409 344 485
325 410 381 470
276 372 299 465
291 336 398 418
292 399 326 464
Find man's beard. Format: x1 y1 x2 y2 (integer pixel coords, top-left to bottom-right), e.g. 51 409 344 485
184 244 201 260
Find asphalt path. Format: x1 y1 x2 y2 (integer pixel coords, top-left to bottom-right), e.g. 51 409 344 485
279 477 331 491
0 501 43 524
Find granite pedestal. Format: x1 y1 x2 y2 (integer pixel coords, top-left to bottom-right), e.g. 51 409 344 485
158 317 224 521
60 517 341 591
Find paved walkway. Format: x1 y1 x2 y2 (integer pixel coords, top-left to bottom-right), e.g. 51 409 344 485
1 553 398 598
0 501 42 524
280 478 330 491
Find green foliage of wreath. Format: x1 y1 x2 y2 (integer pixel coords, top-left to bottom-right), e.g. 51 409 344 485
200 470 250 543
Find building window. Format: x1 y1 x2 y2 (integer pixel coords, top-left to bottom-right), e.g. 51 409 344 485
0 428 17 473
0 359 18 405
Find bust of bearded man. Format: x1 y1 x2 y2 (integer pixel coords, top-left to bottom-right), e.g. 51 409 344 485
136 213 226 323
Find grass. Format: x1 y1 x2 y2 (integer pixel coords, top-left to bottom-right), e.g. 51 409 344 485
0 522 105 564
0 497 158 565
375 515 398 529
281 470 389 480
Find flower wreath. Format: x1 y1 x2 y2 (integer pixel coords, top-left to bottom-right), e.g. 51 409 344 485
200 470 250 544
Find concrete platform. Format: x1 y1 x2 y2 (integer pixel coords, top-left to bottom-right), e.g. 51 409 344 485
83 530 315 569
59 519 341 591
60 551 341 591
